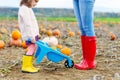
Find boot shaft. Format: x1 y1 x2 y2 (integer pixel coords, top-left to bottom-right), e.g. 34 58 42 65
22 55 33 67
85 36 96 62
22 55 39 73
81 36 86 59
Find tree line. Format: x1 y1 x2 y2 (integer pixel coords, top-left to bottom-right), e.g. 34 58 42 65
0 8 120 18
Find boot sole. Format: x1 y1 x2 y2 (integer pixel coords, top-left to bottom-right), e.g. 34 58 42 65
21 70 39 73
75 67 96 70
74 65 96 70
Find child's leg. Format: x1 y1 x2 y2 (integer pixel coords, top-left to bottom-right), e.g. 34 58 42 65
26 44 36 56
22 44 39 73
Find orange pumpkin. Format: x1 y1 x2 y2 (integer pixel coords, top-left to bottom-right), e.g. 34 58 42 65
46 30 52 36
22 41 28 48
60 47 71 56
11 30 21 40
52 29 61 38
56 44 62 49
0 40 5 49
77 31 81 35
110 34 116 41
109 32 116 41
68 31 75 37
9 39 22 46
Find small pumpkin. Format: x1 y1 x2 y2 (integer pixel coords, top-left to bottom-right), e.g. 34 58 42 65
109 32 116 41
0 40 5 49
22 41 28 48
56 44 63 49
110 34 116 41
68 31 75 37
52 29 61 38
46 30 52 36
11 30 21 40
60 47 71 56
9 39 22 46
77 31 81 35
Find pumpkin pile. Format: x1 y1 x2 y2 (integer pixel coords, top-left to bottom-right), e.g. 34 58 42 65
9 29 22 46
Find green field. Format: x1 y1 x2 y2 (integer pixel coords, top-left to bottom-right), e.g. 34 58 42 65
94 18 120 23
0 16 120 23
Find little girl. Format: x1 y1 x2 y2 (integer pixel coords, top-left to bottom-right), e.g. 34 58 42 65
18 0 40 73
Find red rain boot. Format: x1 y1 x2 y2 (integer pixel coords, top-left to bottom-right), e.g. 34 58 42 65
85 36 96 69
74 36 96 70
74 36 88 69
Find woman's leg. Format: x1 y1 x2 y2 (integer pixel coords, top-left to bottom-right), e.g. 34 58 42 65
73 0 87 69
74 0 96 70
79 0 95 36
73 0 85 36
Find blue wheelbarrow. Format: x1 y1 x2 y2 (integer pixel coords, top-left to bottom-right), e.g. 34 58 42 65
34 40 74 68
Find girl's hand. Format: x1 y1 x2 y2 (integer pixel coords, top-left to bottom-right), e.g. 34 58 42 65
35 34 41 41
38 34 41 39
31 39 36 43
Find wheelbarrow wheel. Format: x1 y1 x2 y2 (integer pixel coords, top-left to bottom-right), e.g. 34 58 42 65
64 60 74 68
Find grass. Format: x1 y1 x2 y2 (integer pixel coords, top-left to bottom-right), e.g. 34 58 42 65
0 16 120 23
94 18 120 23
37 17 77 22
0 16 17 20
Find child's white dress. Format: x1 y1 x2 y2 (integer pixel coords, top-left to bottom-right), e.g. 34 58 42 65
18 5 39 41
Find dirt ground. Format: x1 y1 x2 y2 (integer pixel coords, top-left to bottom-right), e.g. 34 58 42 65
0 20 120 80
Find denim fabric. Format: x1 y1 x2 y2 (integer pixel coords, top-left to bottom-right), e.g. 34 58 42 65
73 0 95 36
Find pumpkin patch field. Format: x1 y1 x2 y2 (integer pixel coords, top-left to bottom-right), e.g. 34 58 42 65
0 19 120 80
